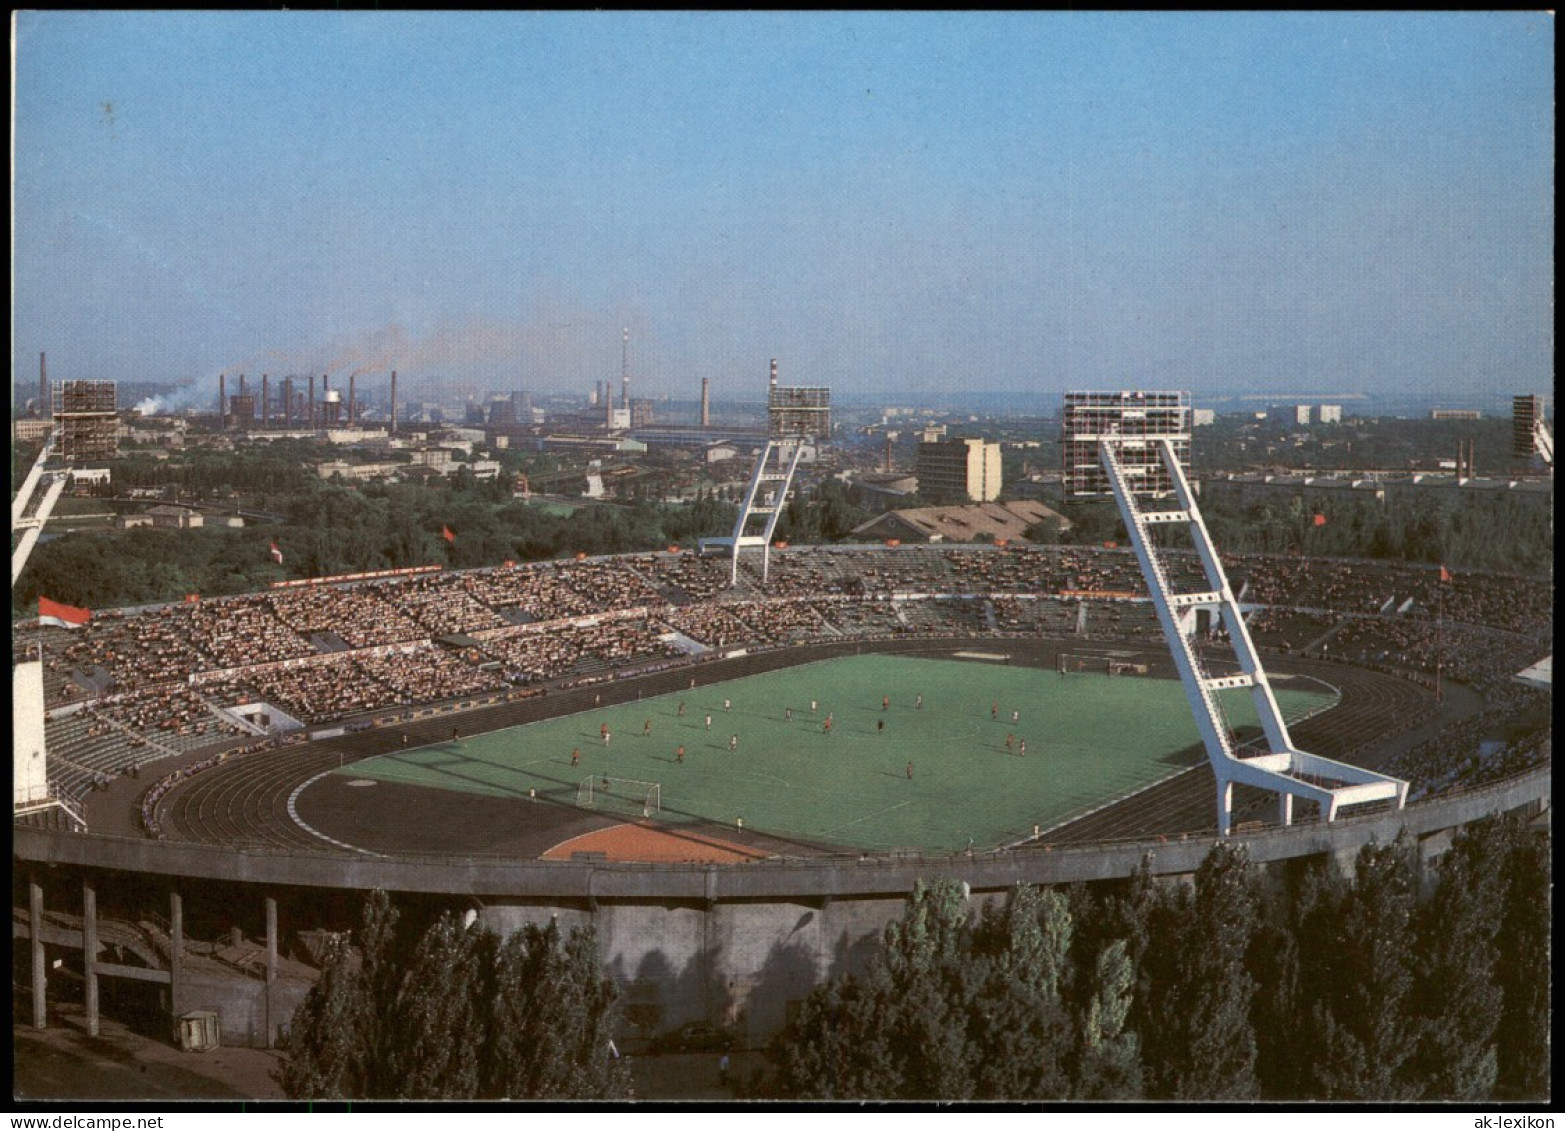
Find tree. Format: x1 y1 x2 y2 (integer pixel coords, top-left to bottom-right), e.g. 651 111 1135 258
968 885 1075 1098
1073 939 1143 1099
484 918 630 1099
1494 823 1551 1099
277 889 402 1099
278 894 629 1101
1161 842 1261 1101
1411 818 1508 1100
1309 837 1423 1101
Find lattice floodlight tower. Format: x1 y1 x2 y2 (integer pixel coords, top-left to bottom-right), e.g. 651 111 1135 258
1062 391 1406 834
708 360 830 586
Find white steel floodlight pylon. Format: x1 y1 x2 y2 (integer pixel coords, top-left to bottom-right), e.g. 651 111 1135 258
1098 437 1407 834
701 360 829 587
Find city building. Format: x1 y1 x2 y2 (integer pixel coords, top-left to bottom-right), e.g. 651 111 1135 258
916 437 1002 503
1431 409 1482 421
1319 404 1343 424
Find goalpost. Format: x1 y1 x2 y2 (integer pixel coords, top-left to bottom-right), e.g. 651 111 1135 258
1057 652 1109 675
577 776 662 818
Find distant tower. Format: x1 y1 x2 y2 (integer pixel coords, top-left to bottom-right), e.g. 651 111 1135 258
701 377 711 427
621 327 631 410
283 377 293 430
348 373 357 426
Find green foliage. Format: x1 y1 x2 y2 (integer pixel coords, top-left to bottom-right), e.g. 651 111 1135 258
278 892 628 1101
1411 819 1509 1100
1494 823 1551 1099
1308 837 1423 1101
1074 940 1143 1100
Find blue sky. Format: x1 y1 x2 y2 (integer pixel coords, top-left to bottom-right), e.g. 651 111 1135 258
12 12 1553 408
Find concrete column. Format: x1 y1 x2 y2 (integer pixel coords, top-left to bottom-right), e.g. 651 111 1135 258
30 877 47 1029
265 896 279 1049
84 882 100 1037
169 890 183 1023
1279 791 1294 827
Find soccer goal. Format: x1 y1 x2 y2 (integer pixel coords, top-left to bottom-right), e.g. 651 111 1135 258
1057 652 1108 675
577 776 662 818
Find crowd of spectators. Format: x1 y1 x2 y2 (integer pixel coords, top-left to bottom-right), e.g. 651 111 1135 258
351 644 509 705
480 618 684 685
270 583 424 649
20 546 1551 760
396 575 510 636
185 595 316 670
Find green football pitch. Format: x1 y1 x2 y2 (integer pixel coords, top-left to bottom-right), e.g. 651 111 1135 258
342 654 1337 854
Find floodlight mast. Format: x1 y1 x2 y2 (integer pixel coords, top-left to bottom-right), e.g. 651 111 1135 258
700 361 830 586
1096 429 1406 834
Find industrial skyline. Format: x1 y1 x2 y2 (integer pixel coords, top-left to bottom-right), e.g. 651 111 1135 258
12 12 1554 408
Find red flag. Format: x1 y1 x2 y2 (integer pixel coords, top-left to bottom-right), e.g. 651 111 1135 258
1103 541 1118 549
39 596 91 629
442 525 456 544
270 541 284 564
1313 514 1327 527
1439 565 1452 583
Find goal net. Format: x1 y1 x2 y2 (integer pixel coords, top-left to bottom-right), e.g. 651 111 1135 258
1057 652 1108 675
577 776 662 818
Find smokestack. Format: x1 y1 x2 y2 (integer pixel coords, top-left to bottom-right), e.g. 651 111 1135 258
348 373 357 426
322 374 330 426
239 373 247 398
220 373 227 428
39 353 47 419
390 370 398 435
700 377 710 428
606 383 615 430
770 358 779 389
621 327 631 411
262 374 269 430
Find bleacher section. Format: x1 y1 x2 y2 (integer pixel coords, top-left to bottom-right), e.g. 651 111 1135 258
18 545 1549 806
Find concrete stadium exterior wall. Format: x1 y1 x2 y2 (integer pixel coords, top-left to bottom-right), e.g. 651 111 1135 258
15 767 1548 1044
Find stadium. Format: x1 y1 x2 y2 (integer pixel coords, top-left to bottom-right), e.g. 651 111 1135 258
13 539 1551 1048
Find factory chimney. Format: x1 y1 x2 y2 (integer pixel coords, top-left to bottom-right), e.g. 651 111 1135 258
239 373 247 399
621 328 631 411
262 374 269 430
39 353 48 419
770 358 779 389
389 370 398 435
219 373 227 428
700 377 710 427
322 374 331 426
284 378 293 430
348 373 357 426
